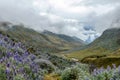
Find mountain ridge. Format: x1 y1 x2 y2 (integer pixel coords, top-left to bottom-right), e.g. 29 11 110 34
43 30 85 45
0 22 85 53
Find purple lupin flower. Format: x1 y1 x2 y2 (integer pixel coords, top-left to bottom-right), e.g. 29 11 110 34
0 58 4 63
12 65 17 76
18 67 24 74
118 65 120 74
22 52 29 58
6 62 10 68
6 52 12 58
30 54 36 61
99 67 104 73
5 67 11 74
93 69 97 76
107 65 111 71
112 64 116 69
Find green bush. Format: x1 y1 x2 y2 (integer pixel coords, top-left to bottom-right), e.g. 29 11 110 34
61 67 79 80
61 64 92 80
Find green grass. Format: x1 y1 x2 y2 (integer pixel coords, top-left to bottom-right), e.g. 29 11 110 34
65 47 112 60
79 49 120 68
64 47 120 68
81 55 120 68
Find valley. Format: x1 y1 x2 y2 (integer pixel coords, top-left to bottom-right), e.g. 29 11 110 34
0 22 120 80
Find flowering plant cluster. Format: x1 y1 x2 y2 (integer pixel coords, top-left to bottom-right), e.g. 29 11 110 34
0 34 43 80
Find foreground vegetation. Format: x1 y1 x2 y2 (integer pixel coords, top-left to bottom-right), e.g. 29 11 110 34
0 33 75 80
45 64 120 80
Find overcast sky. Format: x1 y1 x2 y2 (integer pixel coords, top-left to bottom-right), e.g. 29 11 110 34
0 0 120 41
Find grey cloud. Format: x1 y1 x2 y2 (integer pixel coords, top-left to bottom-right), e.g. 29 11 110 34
0 0 55 31
0 0 120 41
83 25 95 31
73 0 120 6
93 5 120 32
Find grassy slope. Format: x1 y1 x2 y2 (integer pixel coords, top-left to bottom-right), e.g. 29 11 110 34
65 47 111 60
81 49 120 68
43 31 84 51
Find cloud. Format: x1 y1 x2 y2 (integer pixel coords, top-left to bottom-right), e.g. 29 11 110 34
0 0 120 41
84 25 95 31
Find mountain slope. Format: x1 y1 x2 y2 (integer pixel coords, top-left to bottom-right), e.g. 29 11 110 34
0 22 84 53
89 28 120 50
43 30 84 48
66 28 120 60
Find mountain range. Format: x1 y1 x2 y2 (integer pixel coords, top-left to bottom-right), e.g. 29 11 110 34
65 27 120 67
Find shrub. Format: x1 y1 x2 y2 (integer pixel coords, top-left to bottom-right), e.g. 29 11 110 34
61 67 79 80
61 64 91 80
